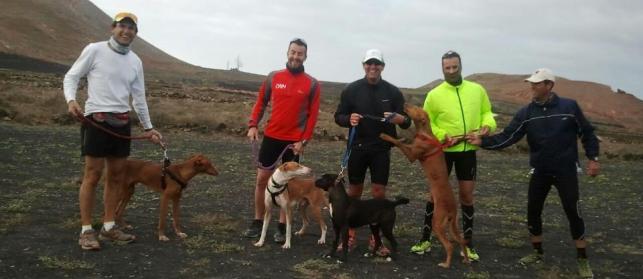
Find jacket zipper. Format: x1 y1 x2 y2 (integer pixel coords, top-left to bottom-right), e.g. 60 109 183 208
455 87 467 150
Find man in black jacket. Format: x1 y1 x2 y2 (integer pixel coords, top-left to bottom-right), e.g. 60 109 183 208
467 68 599 278
334 49 411 254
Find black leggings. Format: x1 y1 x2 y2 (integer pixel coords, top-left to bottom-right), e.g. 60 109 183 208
527 174 585 240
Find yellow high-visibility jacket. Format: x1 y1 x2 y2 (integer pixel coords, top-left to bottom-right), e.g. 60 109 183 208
423 80 497 152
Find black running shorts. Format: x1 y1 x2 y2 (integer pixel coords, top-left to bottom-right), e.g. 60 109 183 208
258 136 299 169
347 147 391 185
80 117 131 158
444 150 477 181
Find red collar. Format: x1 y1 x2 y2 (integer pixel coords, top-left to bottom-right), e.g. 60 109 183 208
415 133 446 161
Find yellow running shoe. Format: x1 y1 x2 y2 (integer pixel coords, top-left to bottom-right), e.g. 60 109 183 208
577 258 594 278
410 240 432 255
460 246 480 261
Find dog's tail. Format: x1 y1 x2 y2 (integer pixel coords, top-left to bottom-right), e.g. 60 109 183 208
393 196 410 206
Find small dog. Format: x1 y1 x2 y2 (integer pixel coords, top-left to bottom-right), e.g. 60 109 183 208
315 173 409 262
114 154 219 241
380 104 469 268
254 162 328 249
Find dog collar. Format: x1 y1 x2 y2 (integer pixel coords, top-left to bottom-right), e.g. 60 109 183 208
270 177 287 189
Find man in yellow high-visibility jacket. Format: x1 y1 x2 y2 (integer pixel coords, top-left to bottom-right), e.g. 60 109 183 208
410 51 496 262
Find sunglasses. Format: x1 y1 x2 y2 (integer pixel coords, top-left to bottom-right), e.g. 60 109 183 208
364 59 384 66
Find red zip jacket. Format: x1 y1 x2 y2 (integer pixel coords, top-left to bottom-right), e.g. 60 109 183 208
248 69 321 141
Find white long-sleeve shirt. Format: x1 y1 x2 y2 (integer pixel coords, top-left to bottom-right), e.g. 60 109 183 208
64 41 153 129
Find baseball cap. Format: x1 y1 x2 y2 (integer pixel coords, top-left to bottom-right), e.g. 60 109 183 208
363 49 384 64
113 12 138 25
525 68 555 83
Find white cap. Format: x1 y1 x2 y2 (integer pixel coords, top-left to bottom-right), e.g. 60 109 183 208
525 68 555 83
362 49 384 64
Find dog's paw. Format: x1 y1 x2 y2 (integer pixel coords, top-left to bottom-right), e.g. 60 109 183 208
363 252 374 258
294 230 304 236
176 232 188 239
254 241 264 247
281 243 291 249
317 238 326 245
159 235 170 242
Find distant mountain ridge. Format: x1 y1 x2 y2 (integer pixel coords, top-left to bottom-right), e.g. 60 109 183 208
1 0 641 133
0 0 264 87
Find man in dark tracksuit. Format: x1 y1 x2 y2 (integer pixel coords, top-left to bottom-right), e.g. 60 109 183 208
334 49 411 255
467 68 599 278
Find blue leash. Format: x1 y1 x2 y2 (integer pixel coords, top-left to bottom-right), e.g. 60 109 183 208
338 127 356 178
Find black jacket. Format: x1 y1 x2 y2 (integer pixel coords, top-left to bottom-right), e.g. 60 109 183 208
334 78 411 150
481 93 599 175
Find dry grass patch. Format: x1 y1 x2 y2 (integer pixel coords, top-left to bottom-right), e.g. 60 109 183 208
38 256 95 270
291 259 344 279
192 212 242 234
183 234 244 255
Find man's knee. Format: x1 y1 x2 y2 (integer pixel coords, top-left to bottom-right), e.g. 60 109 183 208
348 184 363 198
371 184 386 199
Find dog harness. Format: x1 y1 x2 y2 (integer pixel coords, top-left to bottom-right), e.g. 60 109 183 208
161 158 188 191
415 133 446 162
267 177 287 207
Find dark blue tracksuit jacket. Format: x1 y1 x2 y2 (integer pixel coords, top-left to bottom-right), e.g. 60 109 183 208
480 93 599 176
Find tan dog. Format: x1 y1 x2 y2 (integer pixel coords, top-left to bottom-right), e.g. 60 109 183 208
254 162 328 249
114 154 219 241
380 104 469 268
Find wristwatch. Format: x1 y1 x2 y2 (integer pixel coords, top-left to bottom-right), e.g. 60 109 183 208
590 156 599 162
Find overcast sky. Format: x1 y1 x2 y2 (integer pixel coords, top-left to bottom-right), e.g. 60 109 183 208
91 0 643 99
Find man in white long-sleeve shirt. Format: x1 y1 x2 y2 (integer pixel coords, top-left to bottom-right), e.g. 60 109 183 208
64 12 162 250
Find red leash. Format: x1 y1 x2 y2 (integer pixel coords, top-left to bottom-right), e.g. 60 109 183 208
80 115 152 140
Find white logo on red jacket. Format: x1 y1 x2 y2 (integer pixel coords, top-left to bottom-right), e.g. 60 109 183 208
275 83 287 89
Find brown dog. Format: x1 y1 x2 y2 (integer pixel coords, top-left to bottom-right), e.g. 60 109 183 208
254 162 328 249
380 104 469 268
114 154 219 241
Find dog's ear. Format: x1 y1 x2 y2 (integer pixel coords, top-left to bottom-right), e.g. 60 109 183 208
194 158 204 167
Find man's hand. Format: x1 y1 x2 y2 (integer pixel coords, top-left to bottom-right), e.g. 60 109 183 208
586 160 600 177
383 112 405 125
293 141 306 155
350 113 363 126
466 133 482 145
144 129 163 145
247 127 259 141
444 135 459 147
67 100 84 121
478 125 490 136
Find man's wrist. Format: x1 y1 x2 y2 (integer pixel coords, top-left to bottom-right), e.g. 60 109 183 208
589 156 599 162
145 128 154 132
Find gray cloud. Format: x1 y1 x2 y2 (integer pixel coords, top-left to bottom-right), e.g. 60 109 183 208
91 0 643 98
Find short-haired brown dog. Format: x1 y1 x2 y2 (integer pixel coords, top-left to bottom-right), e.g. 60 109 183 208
114 154 219 241
380 104 469 268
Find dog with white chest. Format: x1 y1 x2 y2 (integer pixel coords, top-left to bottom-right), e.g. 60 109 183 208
254 162 328 249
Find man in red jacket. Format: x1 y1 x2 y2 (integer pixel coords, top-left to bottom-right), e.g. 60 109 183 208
243 38 321 243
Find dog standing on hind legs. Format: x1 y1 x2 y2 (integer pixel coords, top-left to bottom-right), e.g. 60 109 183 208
380 104 469 268
254 162 328 249
114 154 219 241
